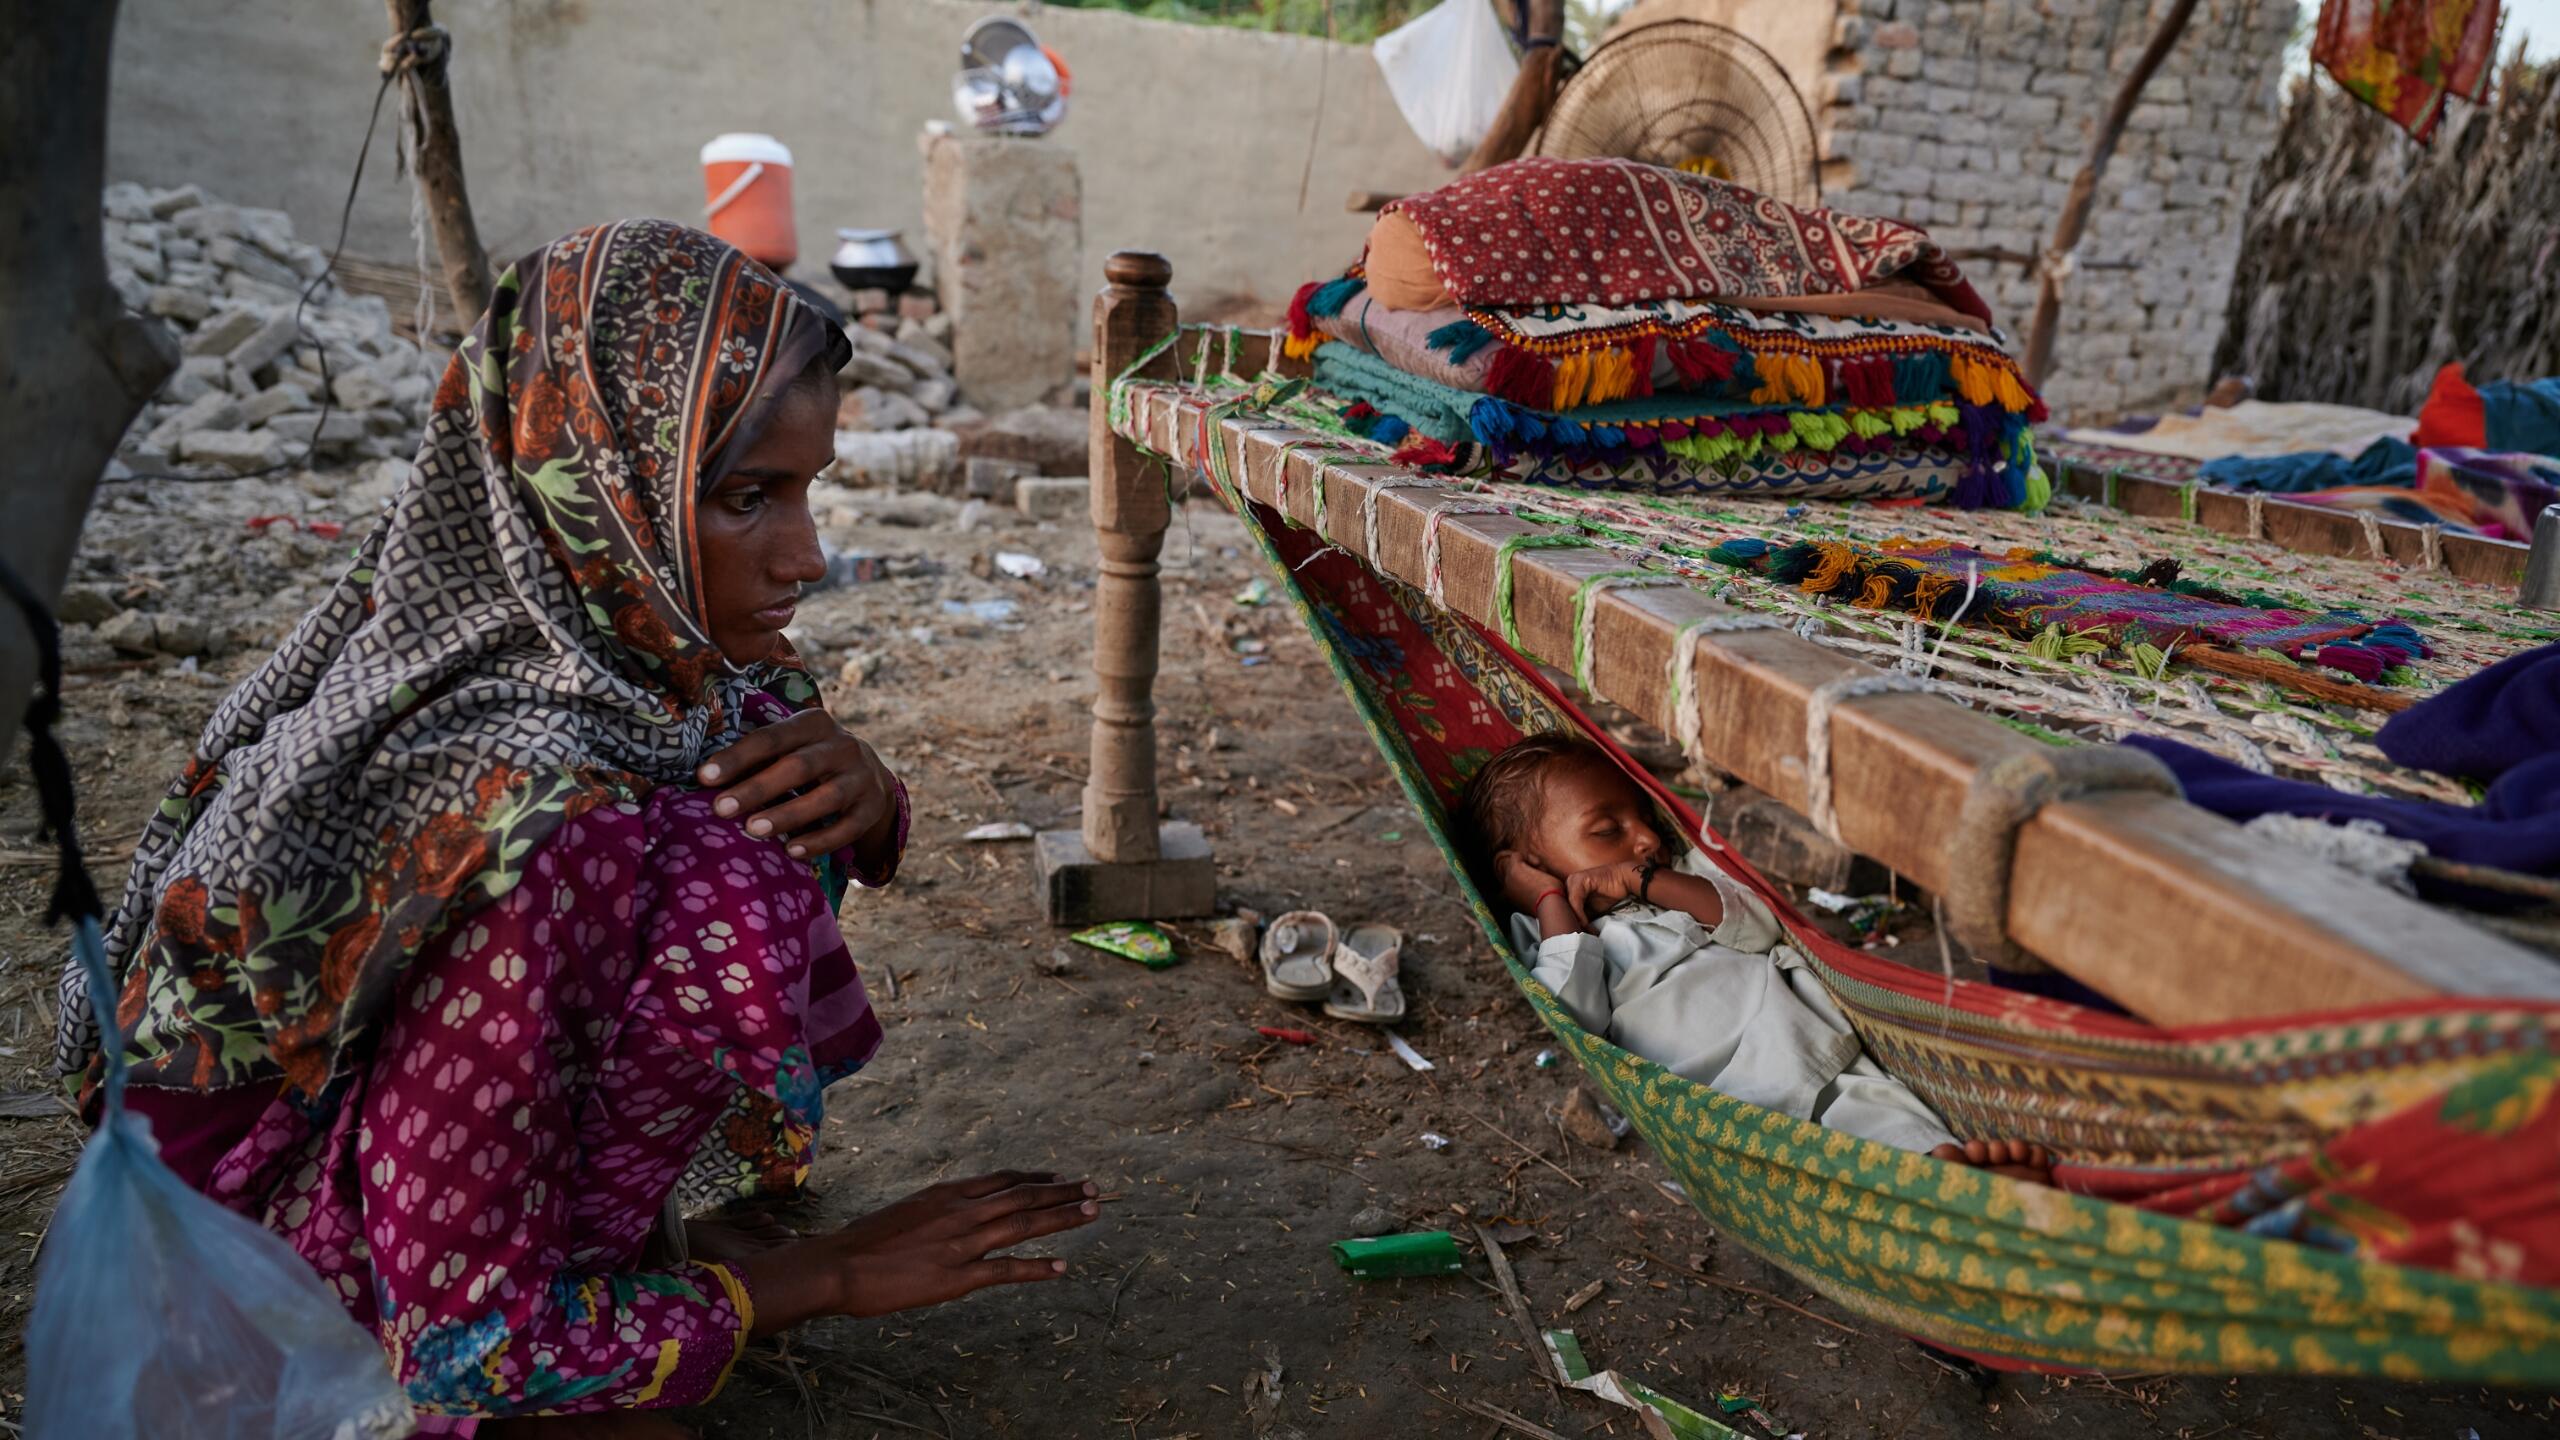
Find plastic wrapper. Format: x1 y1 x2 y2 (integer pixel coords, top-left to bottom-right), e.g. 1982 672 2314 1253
1373 0 1521 165
26 918 414 1440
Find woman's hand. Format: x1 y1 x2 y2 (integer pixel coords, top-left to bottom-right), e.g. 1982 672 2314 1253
699 709 898 866
743 1172 1100 1332
1495 850 1563 915
1565 860 1651 920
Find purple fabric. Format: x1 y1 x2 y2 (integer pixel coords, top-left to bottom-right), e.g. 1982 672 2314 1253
132 785 902 1424
2122 736 2560 897
2377 640 2560 782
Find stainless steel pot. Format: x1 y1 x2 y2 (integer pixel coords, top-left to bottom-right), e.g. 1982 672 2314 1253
831 228 918 293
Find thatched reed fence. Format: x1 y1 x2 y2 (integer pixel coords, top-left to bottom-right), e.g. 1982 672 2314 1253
2213 61 2560 414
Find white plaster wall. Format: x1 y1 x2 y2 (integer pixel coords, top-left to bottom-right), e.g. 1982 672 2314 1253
107 1 1454 326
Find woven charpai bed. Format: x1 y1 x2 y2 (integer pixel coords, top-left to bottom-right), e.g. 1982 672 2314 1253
1058 242 2560 1382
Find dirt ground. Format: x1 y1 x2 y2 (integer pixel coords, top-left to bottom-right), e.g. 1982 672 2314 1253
0 463 2552 1439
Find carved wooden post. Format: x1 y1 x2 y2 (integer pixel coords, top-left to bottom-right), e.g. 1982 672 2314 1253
384 0 492 327
1083 252 1177 862
1035 252 1216 923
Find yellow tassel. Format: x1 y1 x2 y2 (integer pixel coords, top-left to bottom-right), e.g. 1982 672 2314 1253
1952 355 1997 407
1282 330 1325 361
1804 541 1861 595
1795 353 1827 407
1589 346 1636 404
1553 352 1591 410
1854 573 1895 609
1991 362 2033 413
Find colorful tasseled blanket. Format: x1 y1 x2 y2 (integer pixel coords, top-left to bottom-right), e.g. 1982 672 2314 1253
1285 161 2048 509
1708 535 2431 682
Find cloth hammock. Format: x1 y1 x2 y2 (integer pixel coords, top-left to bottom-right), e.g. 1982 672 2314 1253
1203 472 2560 1381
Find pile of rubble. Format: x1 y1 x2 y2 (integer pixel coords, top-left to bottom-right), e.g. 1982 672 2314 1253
103 182 438 477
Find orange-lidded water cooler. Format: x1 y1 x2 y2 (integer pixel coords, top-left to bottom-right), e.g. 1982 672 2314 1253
700 132 797 269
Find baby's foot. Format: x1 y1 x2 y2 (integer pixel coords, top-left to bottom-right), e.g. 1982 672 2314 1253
1929 1138 2054 1185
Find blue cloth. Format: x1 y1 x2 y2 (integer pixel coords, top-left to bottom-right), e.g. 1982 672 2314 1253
2123 737 2560 898
2378 640 2560 782
2483 377 2560 457
2198 437 2418 494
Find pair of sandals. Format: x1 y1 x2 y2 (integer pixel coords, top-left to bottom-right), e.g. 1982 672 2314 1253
1259 911 1406 1024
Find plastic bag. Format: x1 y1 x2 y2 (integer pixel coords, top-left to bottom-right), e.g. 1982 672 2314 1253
26 918 414 1440
1373 0 1522 165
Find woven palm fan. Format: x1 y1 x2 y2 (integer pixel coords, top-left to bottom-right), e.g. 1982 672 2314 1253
1533 19 1820 208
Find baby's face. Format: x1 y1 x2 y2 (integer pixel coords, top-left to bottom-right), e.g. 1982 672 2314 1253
1527 755 1667 877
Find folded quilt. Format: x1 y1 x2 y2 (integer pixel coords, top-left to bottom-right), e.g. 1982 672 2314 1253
1311 338 2046 509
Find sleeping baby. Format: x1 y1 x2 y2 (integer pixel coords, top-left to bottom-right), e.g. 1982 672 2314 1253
1460 733 2051 1183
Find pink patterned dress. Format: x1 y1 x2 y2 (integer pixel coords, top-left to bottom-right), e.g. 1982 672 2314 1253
128 783 902 1429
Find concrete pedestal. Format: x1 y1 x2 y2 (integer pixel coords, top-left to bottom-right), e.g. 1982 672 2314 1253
1034 821 1216 925
920 130 1082 413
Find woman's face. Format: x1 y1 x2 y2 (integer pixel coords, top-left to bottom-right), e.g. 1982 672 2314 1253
696 375 834 666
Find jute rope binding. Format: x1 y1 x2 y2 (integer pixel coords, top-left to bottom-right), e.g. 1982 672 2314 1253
1668 614 1785 761
1570 572 1686 694
2358 511 2388 563
2244 491 2267 541
1940 745 2181 972
1800 672 1933 844
1422 501 1519 608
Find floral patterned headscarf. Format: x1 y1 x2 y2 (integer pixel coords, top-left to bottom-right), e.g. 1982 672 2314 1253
60 219 849 1098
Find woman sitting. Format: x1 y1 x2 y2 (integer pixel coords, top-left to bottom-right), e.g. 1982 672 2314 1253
55 220 1098 1437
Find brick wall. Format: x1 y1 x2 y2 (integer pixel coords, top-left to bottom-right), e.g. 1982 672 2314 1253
1817 0 2296 420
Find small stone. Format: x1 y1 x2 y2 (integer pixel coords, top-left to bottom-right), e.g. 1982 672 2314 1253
1560 1086 1624 1151
183 306 272 358
923 312 954 344
961 406 1086 475
837 651 881 688
267 410 366 448
331 367 395 412
351 458 412 505
1346 1205 1398 1240
54 584 118 625
840 350 914 394
896 292 939 322
161 356 225 405
1207 914 1259 965
146 391 246 451
966 456 1034 502
865 390 931 432
177 428 288 473
145 285 212 324
299 469 344 499
241 384 311 425
1015 475 1090 523
359 407 411 437
152 614 213 658
912 376 959 414
227 309 304 377
97 610 159 654
148 184 206 218
892 320 954 371
850 288 892 315
104 182 154 222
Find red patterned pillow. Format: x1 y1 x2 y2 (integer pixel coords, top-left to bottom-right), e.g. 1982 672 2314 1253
1374 157 1991 323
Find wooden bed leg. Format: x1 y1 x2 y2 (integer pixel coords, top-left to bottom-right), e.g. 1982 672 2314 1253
1036 252 1216 924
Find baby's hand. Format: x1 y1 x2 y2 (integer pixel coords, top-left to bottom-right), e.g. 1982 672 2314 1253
1495 851 1562 914
1566 861 1650 919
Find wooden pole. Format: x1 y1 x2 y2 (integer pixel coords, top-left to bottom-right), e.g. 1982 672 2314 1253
383 0 492 327
1082 253 1179 863
0 0 179 760
2021 0 2201 391
1460 0 1566 174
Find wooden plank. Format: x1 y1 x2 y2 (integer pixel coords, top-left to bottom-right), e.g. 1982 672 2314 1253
1111 392 2560 1022
2054 458 2529 587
